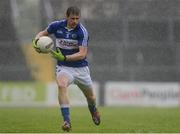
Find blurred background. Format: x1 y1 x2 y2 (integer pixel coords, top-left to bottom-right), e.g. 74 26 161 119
0 0 180 107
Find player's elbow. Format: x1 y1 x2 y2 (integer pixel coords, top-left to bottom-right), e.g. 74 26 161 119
77 51 87 60
79 54 86 60
78 46 87 60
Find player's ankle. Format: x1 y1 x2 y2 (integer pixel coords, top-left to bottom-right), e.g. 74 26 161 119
88 104 97 113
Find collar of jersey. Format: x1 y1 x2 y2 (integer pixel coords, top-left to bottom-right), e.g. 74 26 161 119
65 27 74 31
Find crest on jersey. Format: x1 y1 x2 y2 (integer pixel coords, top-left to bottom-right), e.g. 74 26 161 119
72 34 77 39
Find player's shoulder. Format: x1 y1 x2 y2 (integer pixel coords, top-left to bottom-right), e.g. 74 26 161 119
49 19 66 27
78 23 87 31
77 23 88 36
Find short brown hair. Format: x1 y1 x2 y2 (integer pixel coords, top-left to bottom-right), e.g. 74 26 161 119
66 6 81 17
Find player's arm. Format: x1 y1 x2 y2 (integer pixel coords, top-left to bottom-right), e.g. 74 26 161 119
50 46 87 61
34 29 49 40
32 29 49 53
66 46 87 61
51 43 88 61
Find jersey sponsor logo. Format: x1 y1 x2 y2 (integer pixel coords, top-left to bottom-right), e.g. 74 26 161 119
56 38 78 49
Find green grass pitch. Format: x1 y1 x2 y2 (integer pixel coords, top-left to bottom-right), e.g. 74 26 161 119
0 107 180 133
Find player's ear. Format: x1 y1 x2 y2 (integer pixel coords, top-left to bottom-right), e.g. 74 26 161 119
65 14 69 19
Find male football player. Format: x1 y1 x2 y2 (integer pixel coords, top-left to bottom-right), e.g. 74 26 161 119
32 6 100 132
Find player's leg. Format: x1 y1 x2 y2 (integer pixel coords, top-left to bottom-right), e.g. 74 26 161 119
56 66 74 131
74 66 100 125
77 83 101 125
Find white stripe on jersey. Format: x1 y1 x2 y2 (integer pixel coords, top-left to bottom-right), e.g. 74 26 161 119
57 19 66 23
80 24 88 46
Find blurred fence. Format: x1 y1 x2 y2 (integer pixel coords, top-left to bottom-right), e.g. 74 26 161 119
0 0 180 82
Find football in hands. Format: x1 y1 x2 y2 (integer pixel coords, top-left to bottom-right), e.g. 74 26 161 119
36 36 54 53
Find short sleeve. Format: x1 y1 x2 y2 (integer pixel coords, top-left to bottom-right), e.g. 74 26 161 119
47 21 59 34
78 24 89 47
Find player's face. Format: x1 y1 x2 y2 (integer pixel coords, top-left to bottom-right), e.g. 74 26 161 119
67 14 80 29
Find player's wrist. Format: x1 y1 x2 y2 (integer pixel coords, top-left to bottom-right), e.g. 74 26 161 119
64 55 66 61
32 38 39 46
34 38 39 44
58 54 66 61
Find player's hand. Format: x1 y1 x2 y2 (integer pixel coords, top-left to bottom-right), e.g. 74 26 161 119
50 48 66 61
32 38 41 53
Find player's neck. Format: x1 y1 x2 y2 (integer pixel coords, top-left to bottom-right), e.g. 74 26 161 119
65 26 74 31
66 23 77 31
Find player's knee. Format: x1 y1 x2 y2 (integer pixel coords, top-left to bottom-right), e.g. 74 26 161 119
58 82 67 90
87 94 96 102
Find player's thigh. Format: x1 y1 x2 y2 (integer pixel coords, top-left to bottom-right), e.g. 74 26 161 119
77 82 96 100
74 66 93 86
74 67 95 98
56 66 74 89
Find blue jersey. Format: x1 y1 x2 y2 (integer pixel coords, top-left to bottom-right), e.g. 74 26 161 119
47 19 89 67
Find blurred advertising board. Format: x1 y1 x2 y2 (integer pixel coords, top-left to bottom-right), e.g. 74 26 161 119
0 82 99 107
105 82 180 107
0 82 46 107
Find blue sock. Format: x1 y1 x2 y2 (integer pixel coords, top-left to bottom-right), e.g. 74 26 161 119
88 104 97 113
60 107 70 123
